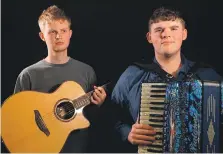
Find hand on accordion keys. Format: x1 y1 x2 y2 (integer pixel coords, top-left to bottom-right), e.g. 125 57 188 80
128 122 156 145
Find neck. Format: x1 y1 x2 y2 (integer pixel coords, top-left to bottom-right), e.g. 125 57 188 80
45 50 69 64
155 52 182 77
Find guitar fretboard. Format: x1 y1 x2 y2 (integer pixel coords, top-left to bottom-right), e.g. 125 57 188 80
72 92 92 109
71 82 110 109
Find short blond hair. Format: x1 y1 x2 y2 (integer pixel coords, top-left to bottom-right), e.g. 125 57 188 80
38 5 71 30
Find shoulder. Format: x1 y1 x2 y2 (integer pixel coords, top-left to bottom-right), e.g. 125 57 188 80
117 65 145 82
193 62 222 81
70 58 95 73
69 58 96 91
111 64 149 105
197 68 222 81
112 65 145 93
17 60 44 77
115 58 156 85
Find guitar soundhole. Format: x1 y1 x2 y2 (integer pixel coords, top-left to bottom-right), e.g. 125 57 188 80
55 100 76 121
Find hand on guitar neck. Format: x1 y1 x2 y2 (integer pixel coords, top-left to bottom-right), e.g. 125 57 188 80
90 85 107 106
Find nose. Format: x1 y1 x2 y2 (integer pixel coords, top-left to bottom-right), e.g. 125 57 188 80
161 28 171 38
56 33 62 39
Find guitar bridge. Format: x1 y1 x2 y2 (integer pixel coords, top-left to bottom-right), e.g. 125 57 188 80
34 110 50 136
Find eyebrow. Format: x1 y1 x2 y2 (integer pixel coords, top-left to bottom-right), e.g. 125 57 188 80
49 29 57 32
171 25 179 29
154 25 180 31
49 28 69 32
61 28 69 30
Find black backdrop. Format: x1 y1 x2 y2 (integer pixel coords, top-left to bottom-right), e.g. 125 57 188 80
2 0 223 102
2 0 223 152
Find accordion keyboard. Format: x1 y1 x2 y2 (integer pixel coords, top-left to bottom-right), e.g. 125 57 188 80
138 83 167 153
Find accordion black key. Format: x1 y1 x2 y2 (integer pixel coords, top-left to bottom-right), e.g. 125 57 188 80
138 80 222 153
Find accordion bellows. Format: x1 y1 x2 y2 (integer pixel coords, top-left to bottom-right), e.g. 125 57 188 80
138 80 222 153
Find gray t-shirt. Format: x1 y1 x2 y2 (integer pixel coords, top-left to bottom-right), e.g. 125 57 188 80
14 57 96 93
13 57 97 153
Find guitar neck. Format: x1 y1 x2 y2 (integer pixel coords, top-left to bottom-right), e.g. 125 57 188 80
72 92 92 109
72 82 110 109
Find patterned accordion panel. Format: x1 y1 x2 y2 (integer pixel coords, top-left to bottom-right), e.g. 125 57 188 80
138 80 222 153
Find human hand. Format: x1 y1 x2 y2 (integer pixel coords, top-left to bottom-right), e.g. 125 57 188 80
90 86 107 106
128 123 156 145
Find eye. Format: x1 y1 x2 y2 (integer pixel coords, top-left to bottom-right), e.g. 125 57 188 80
155 29 162 32
62 29 67 33
49 30 57 34
171 27 178 31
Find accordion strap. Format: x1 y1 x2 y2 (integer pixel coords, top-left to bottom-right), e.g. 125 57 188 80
133 62 174 82
133 61 211 81
184 62 212 80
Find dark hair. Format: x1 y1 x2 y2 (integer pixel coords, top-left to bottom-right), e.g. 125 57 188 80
149 7 185 30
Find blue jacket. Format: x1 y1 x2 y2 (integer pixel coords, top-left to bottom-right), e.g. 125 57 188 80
111 55 222 145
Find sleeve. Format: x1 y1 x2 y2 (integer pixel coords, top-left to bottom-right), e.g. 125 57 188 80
14 69 31 94
111 66 135 142
86 66 97 92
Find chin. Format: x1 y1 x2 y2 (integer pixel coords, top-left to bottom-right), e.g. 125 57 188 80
163 53 173 58
163 50 179 58
54 47 67 52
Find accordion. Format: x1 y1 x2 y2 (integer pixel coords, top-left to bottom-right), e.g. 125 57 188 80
138 79 222 153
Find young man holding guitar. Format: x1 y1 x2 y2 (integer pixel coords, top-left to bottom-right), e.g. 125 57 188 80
2 5 107 153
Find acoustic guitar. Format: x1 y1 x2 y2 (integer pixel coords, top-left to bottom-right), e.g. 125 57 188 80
1 81 109 153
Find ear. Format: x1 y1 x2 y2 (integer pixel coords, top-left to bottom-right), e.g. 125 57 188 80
39 32 45 42
146 32 152 44
69 29 73 38
182 28 187 40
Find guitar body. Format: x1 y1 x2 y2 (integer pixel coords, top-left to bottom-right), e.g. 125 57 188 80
1 81 90 153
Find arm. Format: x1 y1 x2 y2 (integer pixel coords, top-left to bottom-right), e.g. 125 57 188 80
112 82 156 145
111 69 133 142
111 66 156 146
87 67 106 106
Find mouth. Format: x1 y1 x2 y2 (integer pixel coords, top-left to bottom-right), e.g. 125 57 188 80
55 42 64 45
162 41 174 45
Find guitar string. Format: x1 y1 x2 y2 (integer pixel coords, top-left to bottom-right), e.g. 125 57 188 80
31 91 92 121
41 83 109 118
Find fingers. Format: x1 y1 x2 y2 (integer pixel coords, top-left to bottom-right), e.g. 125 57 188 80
94 86 106 94
128 132 155 145
90 95 98 104
132 127 156 136
129 139 153 145
92 89 101 102
132 124 156 135
129 134 155 141
91 86 107 105
128 124 156 145
133 123 156 132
